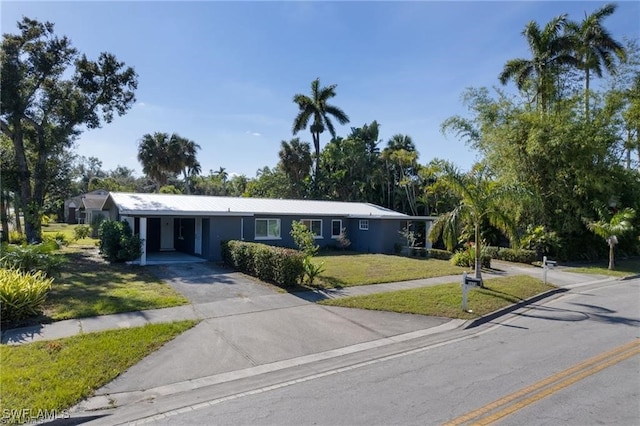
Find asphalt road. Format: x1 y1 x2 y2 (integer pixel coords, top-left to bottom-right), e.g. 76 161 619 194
140 278 639 426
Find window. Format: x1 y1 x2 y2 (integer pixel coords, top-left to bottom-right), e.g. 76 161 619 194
300 219 323 238
359 219 369 230
255 218 280 239
331 220 343 238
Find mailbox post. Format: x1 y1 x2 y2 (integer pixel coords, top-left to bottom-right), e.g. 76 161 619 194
542 256 557 285
461 272 482 312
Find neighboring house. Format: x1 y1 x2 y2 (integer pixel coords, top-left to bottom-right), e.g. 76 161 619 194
103 192 434 265
64 190 111 224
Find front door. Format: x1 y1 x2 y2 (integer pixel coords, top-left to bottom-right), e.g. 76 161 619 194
160 217 174 251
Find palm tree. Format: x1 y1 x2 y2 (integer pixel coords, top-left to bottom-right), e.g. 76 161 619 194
499 15 578 111
172 135 201 194
292 78 350 185
566 3 626 120
215 166 228 195
586 207 635 270
278 138 312 198
137 132 174 192
429 164 522 281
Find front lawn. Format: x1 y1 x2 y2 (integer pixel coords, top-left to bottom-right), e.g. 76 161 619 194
42 248 188 322
565 258 640 278
0 321 197 424
319 275 556 319
313 252 465 288
42 222 99 246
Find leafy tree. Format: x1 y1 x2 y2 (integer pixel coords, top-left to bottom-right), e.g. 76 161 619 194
566 3 626 120
499 14 577 111
429 164 522 280
243 166 291 198
292 78 350 187
382 134 420 215
176 136 201 195
585 207 635 269
0 17 138 242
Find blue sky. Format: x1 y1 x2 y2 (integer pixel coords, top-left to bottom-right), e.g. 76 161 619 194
3 1 639 178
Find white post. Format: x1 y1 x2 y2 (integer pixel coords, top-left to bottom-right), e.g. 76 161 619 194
543 255 548 286
140 217 147 266
462 272 469 311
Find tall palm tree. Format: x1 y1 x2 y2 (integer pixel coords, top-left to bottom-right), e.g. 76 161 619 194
499 15 578 111
566 3 626 120
429 164 522 281
586 207 635 270
292 78 350 184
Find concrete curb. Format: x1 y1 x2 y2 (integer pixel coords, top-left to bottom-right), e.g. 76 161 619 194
463 287 570 329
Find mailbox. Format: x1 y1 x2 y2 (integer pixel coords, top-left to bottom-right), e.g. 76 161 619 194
464 276 482 287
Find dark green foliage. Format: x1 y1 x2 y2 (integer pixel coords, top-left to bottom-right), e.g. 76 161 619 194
221 240 304 288
0 243 64 277
90 215 106 238
98 220 142 263
428 248 453 260
494 248 538 264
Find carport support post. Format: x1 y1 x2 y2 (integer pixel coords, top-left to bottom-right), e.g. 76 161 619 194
140 217 147 266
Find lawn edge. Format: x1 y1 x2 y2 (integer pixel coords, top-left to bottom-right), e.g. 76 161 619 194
463 287 569 329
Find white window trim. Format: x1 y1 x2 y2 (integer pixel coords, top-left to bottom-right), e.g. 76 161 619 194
359 219 369 231
300 219 323 239
331 219 343 239
255 218 281 240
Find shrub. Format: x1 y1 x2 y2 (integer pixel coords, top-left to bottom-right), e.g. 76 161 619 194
303 256 325 286
521 225 561 258
0 243 64 277
8 230 26 245
98 220 142 263
74 225 92 240
0 268 53 325
43 232 70 248
336 228 351 250
91 215 106 238
496 248 537 264
427 248 453 260
450 247 491 269
484 246 500 259
222 240 304 288
290 221 319 256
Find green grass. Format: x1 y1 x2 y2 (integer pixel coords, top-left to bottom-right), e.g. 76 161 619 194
320 275 556 320
312 252 465 288
566 258 640 278
0 321 197 423
43 248 188 321
41 223 99 246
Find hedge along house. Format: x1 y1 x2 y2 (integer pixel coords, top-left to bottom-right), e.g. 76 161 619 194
103 192 435 266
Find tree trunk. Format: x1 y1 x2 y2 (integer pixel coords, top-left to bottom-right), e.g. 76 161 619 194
13 195 22 234
585 68 590 122
474 222 483 282
11 120 39 243
312 131 320 196
0 191 9 243
608 242 615 270
182 169 191 195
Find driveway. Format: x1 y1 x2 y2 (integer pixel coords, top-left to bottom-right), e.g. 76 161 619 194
149 262 278 303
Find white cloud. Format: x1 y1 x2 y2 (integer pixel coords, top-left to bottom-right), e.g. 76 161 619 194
246 131 262 137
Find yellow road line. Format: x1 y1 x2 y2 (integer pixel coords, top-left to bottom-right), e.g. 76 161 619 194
444 339 640 426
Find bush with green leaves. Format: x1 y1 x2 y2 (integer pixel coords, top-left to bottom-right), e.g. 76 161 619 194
221 240 304 288
495 248 537 264
427 248 453 260
43 232 70 248
74 225 92 240
521 225 561 258
0 243 64 277
450 246 491 269
9 230 27 245
290 221 319 256
98 220 142 263
303 256 325 286
0 268 53 325
91 215 106 238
